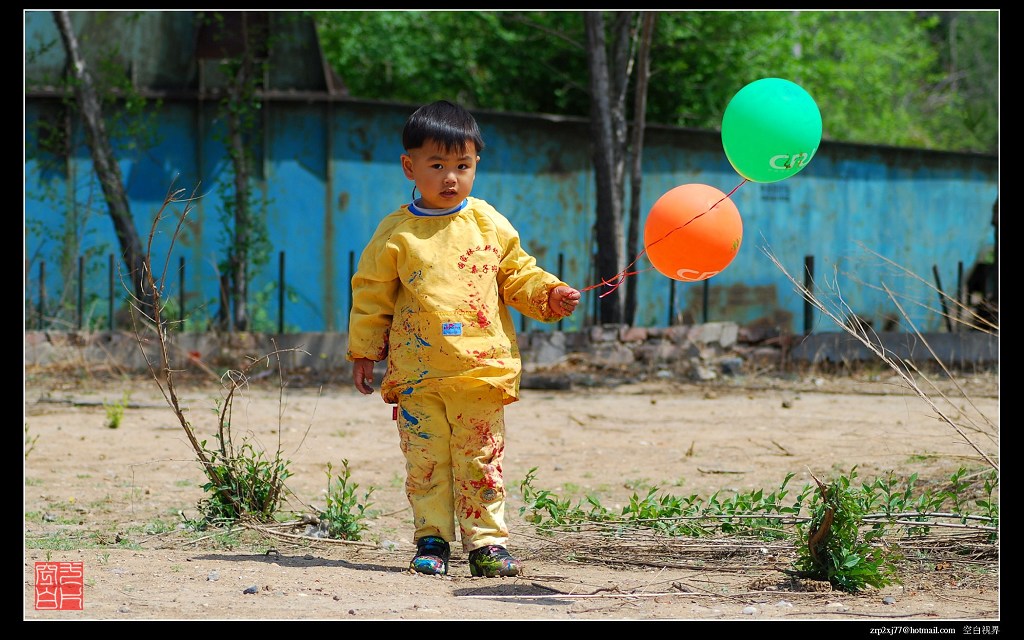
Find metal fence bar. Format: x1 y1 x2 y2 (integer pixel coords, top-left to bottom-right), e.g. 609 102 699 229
77 255 84 330
278 250 285 334
108 254 114 331
179 256 186 330
702 279 709 324
38 261 45 330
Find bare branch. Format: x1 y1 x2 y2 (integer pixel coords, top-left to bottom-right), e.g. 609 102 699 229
761 242 997 471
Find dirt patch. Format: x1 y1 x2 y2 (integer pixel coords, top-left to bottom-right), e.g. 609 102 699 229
23 366 999 623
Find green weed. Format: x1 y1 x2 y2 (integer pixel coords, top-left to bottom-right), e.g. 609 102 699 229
319 459 375 541
104 392 130 429
25 530 139 552
519 464 997 593
196 439 293 525
792 468 901 592
25 423 39 459
623 478 654 492
142 518 178 535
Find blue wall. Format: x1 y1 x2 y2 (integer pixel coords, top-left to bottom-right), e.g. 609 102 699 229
24 98 998 335
24 9 998 335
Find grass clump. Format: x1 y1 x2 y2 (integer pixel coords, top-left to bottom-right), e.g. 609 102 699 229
103 392 130 429
519 464 997 593
195 438 293 525
792 469 901 591
318 459 375 541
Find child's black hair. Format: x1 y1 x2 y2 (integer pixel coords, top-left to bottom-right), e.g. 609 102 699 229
402 100 485 154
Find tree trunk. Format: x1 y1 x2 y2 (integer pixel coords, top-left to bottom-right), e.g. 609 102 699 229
227 54 252 333
624 12 655 327
53 10 154 325
214 11 259 332
584 11 630 325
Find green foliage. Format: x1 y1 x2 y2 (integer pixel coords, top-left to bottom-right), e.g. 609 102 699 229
975 473 1000 543
793 468 901 591
922 11 999 153
319 460 375 541
247 281 303 333
26 531 114 552
196 439 293 525
103 392 129 429
312 10 997 154
25 423 40 460
520 467 800 539
712 475 802 538
519 467 607 530
311 11 590 115
520 464 997 593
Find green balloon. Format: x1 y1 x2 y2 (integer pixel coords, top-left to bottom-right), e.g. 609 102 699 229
721 78 822 183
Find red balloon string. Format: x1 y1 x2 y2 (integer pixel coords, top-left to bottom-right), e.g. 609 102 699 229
579 179 748 297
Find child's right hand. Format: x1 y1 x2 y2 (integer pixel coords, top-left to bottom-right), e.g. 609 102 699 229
549 285 581 317
353 358 376 395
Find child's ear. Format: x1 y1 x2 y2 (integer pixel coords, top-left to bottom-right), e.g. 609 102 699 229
401 153 415 179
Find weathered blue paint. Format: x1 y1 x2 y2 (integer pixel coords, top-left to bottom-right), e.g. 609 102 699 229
24 11 998 335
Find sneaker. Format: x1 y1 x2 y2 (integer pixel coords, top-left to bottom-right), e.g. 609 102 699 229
468 545 521 577
409 536 450 576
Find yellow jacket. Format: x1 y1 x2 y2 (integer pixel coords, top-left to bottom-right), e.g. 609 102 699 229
346 197 568 405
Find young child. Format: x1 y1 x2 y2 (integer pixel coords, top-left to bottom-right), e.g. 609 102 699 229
346 100 581 578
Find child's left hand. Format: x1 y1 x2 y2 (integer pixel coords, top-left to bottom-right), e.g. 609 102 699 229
549 285 581 317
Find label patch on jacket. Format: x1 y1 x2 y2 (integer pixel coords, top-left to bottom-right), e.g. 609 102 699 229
442 322 463 336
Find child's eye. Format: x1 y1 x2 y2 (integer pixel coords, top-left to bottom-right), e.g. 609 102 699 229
458 163 470 170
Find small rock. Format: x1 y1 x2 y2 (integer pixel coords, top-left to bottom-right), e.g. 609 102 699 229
207 571 219 581
243 585 259 594
825 601 847 612
741 605 757 615
882 596 896 605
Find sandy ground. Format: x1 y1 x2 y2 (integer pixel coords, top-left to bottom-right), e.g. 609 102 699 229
23 367 999 626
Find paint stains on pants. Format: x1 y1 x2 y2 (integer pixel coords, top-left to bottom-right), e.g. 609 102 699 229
396 382 508 552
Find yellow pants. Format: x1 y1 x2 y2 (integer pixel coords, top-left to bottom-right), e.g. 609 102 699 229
395 381 509 552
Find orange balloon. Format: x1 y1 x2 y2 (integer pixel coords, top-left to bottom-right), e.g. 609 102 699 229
644 183 743 282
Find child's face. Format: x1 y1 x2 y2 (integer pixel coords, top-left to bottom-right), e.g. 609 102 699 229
401 139 478 209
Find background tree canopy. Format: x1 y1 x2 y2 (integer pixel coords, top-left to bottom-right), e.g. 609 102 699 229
312 10 998 154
